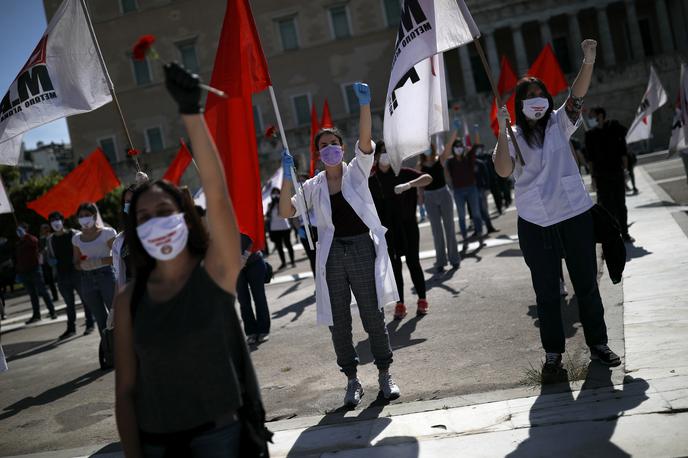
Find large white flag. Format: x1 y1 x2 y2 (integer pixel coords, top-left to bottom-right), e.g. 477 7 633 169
626 65 668 144
0 0 112 165
669 63 688 154
384 0 479 173
0 176 12 215
261 167 283 215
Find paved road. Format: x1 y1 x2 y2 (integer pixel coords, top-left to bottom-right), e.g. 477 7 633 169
1 153 685 456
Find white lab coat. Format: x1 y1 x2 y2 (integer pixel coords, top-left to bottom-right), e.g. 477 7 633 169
292 141 398 326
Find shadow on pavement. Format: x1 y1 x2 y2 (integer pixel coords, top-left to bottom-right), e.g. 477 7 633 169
0 368 108 421
424 268 463 297
286 393 419 457
5 334 81 363
527 295 582 340
634 200 679 208
507 364 649 457
355 316 427 366
625 244 652 261
278 281 303 299
497 248 523 257
271 294 316 323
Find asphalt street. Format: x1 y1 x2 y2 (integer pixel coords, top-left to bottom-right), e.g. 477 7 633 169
0 152 685 456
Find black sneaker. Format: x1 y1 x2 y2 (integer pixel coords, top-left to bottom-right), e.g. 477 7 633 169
590 345 621 367
59 329 76 340
25 316 42 325
83 326 95 336
542 353 568 384
49 312 58 320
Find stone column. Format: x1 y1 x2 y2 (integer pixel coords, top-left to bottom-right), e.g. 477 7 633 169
511 24 528 76
655 0 674 52
484 30 500 75
458 45 477 96
596 6 616 66
567 11 583 63
624 0 645 60
539 19 552 46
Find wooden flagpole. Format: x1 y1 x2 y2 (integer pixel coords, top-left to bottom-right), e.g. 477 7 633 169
473 39 526 166
267 86 315 251
79 0 142 172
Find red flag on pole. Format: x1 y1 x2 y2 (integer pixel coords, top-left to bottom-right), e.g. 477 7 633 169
309 104 320 177
490 56 518 137
204 0 271 250
528 44 568 96
321 99 333 128
162 139 193 185
27 148 120 219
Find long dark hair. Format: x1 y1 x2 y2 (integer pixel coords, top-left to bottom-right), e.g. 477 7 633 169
125 180 209 277
120 183 137 231
514 77 554 147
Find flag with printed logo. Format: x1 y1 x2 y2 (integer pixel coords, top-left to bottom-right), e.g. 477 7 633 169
0 0 112 165
669 63 688 154
384 0 479 173
626 65 668 144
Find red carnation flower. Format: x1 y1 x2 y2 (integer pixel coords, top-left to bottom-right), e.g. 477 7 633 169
132 34 156 61
127 148 141 157
264 125 278 139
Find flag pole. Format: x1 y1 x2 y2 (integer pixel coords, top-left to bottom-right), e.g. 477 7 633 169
267 86 315 251
78 0 141 173
473 39 526 166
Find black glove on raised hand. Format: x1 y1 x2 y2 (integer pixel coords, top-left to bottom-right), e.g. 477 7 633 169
164 62 201 114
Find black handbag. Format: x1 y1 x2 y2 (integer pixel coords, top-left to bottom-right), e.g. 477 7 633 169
263 261 274 284
98 327 115 370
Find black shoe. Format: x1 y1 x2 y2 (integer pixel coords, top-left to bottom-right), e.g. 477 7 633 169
59 329 76 340
622 234 635 243
487 227 499 234
83 326 95 335
49 312 58 320
25 316 42 325
542 353 568 384
277 263 287 271
590 345 621 367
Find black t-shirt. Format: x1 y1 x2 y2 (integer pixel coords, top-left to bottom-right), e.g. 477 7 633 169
369 167 421 224
584 120 628 179
50 230 77 274
421 160 446 190
330 192 369 237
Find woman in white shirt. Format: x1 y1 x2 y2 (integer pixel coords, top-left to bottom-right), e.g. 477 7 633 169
278 82 400 408
72 202 117 334
266 188 295 270
493 39 621 383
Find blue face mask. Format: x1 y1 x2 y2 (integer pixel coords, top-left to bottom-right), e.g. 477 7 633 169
123 202 131 214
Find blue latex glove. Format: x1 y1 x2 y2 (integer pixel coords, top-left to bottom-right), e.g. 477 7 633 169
297 226 306 239
353 82 371 106
452 118 462 132
282 149 294 181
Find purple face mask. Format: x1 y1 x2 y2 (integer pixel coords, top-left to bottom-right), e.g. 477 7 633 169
320 144 344 167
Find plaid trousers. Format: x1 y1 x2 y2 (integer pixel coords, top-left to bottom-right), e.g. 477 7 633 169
326 234 393 376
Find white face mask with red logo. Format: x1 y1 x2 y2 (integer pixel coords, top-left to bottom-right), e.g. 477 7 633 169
522 97 549 120
136 213 189 261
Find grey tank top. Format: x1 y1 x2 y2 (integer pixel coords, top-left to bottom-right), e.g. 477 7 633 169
133 263 244 433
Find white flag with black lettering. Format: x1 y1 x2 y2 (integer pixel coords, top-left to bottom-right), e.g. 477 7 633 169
0 0 112 165
0 176 12 215
669 63 688 154
384 0 479 173
626 65 668 144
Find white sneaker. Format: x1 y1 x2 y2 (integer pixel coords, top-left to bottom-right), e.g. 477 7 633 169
378 373 400 400
344 378 364 407
559 279 569 297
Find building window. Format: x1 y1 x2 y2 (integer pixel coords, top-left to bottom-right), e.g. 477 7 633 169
383 0 402 27
343 83 360 114
278 17 299 51
132 57 152 86
145 127 164 153
253 105 264 134
177 42 199 73
469 54 490 93
552 37 572 73
638 18 655 56
292 94 311 126
329 6 351 39
120 0 137 14
98 137 117 163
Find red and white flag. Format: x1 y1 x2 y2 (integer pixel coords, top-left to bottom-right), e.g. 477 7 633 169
384 0 479 173
626 65 668 144
0 0 112 165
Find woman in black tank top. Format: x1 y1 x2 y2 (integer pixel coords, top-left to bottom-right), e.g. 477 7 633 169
113 63 271 457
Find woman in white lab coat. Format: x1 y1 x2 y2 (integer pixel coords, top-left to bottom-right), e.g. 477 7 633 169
279 82 400 408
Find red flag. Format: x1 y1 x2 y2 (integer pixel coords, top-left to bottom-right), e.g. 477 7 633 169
204 0 271 251
162 140 193 185
27 149 120 219
321 99 333 128
528 44 568 96
490 56 518 137
309 104 320 177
